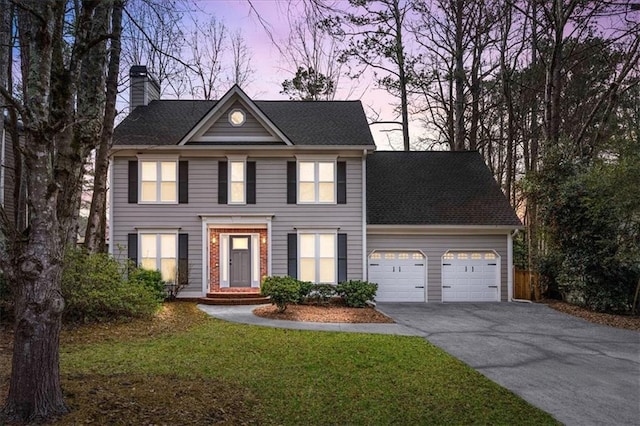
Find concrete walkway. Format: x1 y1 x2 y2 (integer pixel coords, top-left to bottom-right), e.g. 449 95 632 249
198 302 640 426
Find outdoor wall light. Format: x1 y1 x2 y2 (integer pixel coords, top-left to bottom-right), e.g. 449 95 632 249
211 236 217 244
261 236 266 244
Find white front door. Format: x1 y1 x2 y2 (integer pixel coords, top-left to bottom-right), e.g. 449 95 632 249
442 251 500 302
368 251 426 302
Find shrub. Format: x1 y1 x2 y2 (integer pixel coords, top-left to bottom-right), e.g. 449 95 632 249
297 280 314 303
128 268 166 303
62 249 162 323
335 280 378 308
261 276 300 312
307 284 336 306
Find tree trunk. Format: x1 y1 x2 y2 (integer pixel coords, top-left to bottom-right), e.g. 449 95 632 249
392 0 410 151
3 131 68 422
453 0 466 151
86 0 124 253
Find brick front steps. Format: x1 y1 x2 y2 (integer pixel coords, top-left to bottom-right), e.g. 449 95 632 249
198 292 270 306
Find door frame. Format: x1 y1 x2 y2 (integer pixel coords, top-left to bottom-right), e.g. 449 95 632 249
229 235 252 287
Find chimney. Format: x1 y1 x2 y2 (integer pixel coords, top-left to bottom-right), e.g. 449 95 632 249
129 65 160 112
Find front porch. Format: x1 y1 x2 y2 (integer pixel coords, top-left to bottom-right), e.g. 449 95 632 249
200 222 270 305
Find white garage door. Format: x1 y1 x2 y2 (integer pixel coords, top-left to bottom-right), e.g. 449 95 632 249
442 251 500 302
368 251 426 302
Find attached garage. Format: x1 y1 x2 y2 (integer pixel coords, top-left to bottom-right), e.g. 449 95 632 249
368 251 426 302
441 251 500 302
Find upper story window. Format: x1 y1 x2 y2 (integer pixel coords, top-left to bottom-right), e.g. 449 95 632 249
298 161 335 204
140 160 177 203
229 160 245 204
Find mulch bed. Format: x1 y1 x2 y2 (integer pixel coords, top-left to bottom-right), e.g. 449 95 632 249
253 302 395 324
544 299 640 331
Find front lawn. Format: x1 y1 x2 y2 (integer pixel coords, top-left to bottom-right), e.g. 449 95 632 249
3 303 558 424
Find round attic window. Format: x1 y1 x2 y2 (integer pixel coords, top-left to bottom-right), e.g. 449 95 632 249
228 109 246 126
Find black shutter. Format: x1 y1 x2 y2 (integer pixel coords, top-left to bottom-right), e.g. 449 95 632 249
337 161 347 204
178 161 188 204
128 160 138 203
287 161 296 204
218 161 228 204
128 233 138 265
247 161 256 204
178 233 188 285
287 233 297 278
338 233 347 283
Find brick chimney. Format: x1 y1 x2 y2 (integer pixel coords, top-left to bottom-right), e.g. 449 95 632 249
129 65 160 112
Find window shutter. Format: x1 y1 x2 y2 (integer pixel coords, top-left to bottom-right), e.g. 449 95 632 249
247 161 256 204
128 161 138 203
218 161 228 204
338 233 347 283
337 161 347 204
178 161 188 204
287 233 297 278
287 161 296 204
178 233 188 285
128 233 138 265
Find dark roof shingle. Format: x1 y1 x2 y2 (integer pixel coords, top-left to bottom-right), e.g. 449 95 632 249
366 151 522 226
113 100 375 146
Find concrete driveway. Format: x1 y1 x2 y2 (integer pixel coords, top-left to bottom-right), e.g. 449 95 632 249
376 302 640 426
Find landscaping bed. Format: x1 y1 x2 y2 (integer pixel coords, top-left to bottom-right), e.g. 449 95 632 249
544 299 640 331
253 300 394 323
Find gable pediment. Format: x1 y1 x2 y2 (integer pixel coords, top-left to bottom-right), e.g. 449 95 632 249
179 86 291 145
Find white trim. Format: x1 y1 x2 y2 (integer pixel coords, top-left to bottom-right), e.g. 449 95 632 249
507 231 516 302
111 145 375 155
200 215 272 295
178 85 293 145
367 225 523 235
195 136 280 143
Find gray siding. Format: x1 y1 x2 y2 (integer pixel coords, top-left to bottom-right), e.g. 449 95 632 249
203 100 273 138
111 155 364 295
366 234 509 302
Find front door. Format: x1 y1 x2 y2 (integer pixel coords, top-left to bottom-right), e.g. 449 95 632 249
229 236 251 287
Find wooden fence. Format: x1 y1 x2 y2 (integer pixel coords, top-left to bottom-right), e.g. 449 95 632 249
514 269 541 301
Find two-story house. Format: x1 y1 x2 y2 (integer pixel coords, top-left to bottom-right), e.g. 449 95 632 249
110 66 522 304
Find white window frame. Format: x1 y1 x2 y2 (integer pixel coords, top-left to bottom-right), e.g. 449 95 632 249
227 156 246 205
138 231 178 283
297 230 337 284
297 159 337 204
138 156 178 204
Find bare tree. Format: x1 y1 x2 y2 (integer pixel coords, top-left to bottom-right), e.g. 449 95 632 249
319 0 413 150
185 16 227 100
229 29 254 88
0 1 122 421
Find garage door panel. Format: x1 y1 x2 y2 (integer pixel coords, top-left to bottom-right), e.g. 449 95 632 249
442 251 500 302
369 251 426 302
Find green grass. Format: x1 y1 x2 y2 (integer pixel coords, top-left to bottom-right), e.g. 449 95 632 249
58 303 558 425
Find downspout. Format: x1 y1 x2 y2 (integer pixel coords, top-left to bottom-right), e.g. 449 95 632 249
509 228 531 303
107 158 114 254
362 149 368 281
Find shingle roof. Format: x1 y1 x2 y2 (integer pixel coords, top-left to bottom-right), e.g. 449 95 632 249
113 100 375 146
366 151 522 226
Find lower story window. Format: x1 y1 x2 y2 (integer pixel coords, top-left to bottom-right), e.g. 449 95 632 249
140 233 177 282
299 232 336 283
